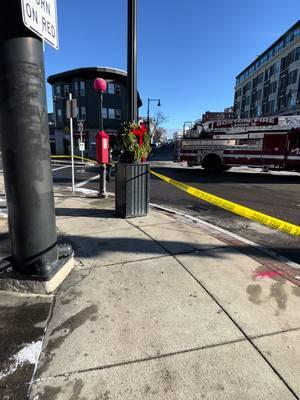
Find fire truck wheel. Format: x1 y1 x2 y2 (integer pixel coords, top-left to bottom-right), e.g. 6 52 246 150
202 154 223 173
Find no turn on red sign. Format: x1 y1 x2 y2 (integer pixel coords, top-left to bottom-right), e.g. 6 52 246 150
21 0 59 49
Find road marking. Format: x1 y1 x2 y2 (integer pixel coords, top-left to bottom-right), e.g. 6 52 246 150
150 170 300 236
75 174 100 188
51 155 97 164
52 165 71 172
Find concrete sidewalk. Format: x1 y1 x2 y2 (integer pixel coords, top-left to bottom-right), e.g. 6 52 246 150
0 188 300 399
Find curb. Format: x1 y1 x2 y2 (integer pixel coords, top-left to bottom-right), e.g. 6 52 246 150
150 202 300 287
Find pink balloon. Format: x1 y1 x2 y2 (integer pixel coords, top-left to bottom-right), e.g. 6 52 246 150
93 78 107 92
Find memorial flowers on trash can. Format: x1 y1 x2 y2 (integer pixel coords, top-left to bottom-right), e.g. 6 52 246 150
119 121 151 163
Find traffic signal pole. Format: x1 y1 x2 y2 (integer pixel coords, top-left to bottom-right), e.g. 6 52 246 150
0 3 71 278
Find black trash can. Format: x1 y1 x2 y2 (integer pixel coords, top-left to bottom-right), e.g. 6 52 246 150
115 162 150 218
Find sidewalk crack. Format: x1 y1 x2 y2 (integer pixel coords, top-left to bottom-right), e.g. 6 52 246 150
31 337 247 384
175 254 299 400
27 296 56 399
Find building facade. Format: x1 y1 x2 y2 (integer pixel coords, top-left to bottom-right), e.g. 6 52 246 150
201 108 234 123
47 67 142 157
234 21 300 118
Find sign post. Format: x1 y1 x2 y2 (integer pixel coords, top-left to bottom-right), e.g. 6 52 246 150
0 2 72 280
78 121 84 162
66 94 78 192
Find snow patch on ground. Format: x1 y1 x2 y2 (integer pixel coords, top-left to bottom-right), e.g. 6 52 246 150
0 340 42 380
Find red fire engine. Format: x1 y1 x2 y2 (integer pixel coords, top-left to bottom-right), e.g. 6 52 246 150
175 116 300 172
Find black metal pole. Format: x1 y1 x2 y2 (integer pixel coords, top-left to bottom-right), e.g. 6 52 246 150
98 90 106 197
147 98 150 133
127 0 138 122
98 91 104 131
0 3 68 277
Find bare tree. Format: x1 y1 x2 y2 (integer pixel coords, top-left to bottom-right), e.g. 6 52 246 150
152 127 168 143
149 111 168 142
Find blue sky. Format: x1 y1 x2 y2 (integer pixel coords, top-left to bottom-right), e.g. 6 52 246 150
45 0 299 134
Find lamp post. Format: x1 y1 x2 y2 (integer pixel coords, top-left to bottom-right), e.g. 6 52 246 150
127 0 137 122
94 78 108 198
147 98 161 138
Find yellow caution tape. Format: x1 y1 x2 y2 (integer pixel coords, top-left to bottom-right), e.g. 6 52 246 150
150 170 300 236
51 155 97 164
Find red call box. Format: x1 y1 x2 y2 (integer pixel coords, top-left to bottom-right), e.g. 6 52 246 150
96 131 109 164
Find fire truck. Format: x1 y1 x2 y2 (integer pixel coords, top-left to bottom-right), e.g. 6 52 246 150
175 116 300 172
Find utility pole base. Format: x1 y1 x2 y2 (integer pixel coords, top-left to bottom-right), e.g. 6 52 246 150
98 192 109 199
0 253 74 295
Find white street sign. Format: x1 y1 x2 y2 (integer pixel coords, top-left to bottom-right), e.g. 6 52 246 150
79 142 85 152
21 0 59 49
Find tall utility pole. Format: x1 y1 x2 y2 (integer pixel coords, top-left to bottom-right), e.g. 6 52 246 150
0 3 71 277
127 0 138 122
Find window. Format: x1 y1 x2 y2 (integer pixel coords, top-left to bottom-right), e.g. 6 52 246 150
115 84 121 95
256 105 262 117
295 47 300 62
264 69 270 82
108 83 115 94
64 84 70 98
270 81 277 94
256 89 262 100
243 81 251 94
74 82 79 97
235 88 242 99
269 100 276 112
108 108 115 119
288 92 297 107
102 107 107 119
80 81 85 96
115 109 121 119
287 70 298 86
57 109 62 122
270 62 279 77
257 73 263 85
290 132 300 147
55 85 61 96
268 48 274 59
80 107 86 120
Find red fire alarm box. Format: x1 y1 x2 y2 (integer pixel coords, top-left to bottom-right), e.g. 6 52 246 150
96 131 109 164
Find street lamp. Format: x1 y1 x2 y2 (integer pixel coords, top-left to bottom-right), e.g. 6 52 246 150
147 98 161 135
94 77 108 198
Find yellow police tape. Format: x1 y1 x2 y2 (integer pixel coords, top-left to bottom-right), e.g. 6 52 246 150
51 155 97 164
150 170 300 237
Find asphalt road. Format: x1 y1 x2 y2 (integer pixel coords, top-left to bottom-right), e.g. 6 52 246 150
148 148 300 265
49 148 300 265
